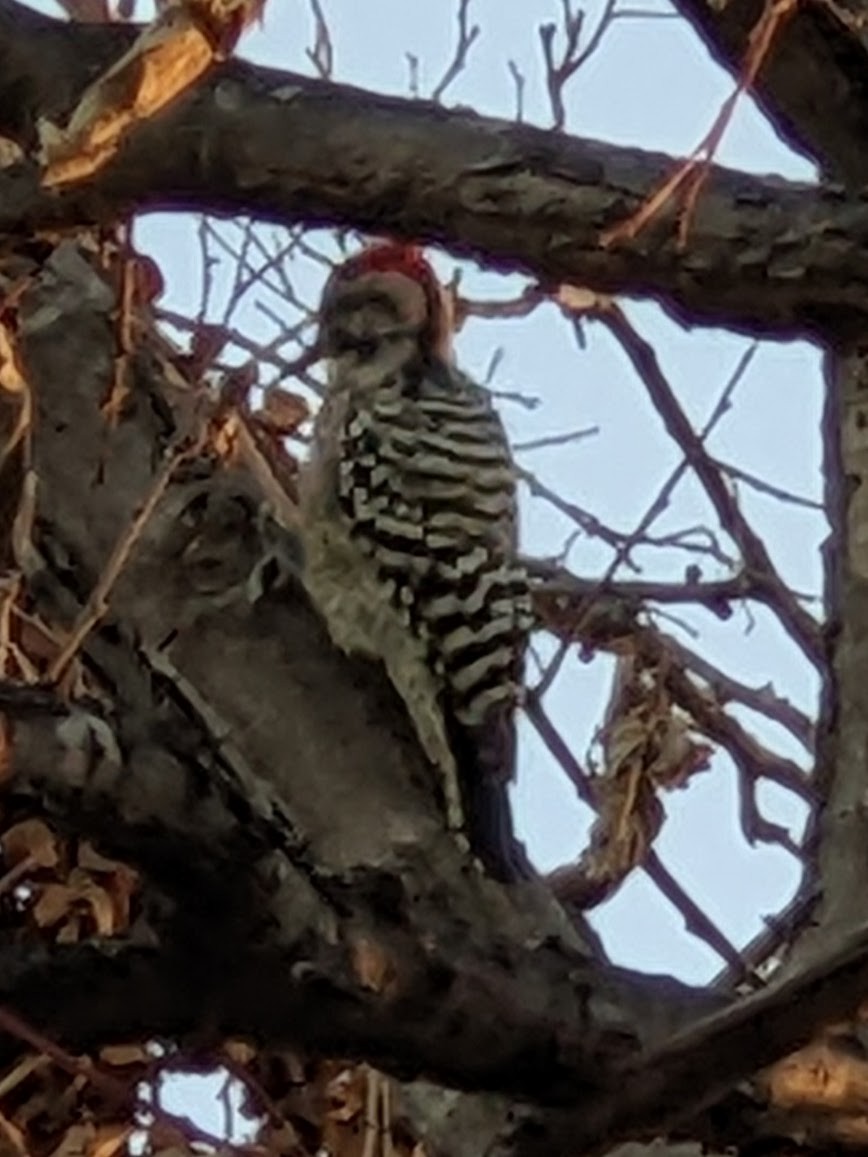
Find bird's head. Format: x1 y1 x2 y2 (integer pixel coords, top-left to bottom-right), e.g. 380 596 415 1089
318 242 453 361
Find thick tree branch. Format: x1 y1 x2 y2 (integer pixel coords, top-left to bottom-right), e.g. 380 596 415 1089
0 201 856 1157
1 0 868 339
0 236 732 1138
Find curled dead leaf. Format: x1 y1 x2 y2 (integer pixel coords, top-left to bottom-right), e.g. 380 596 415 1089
32 883 77 930
325 1066 365 1123
1 820 60 871
550 653 712 907
255 388 310 436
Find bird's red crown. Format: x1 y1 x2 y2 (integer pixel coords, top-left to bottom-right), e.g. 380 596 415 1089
339 242 436 285
332 242 451 357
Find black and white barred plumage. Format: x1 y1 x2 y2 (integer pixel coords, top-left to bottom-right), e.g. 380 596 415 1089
298 244 534 879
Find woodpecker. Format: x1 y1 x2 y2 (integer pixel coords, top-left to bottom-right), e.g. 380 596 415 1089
298 242 534 880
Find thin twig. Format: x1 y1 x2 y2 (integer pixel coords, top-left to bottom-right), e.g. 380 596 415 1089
600 308 824 669
507 59 526 122
514 424 599 452
306 0 334 79
525 692 744 967
432 0 481 102
540 0 618 129
718 458 824 510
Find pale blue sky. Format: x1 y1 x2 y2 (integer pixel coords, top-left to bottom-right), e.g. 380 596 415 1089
27 0 827 987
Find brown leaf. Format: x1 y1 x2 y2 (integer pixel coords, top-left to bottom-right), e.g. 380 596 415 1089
32 884 77 929
49 1122 95 1157
0 324 27 397
188 323 228 377
1 820 60 870
223 1040 257 1065
551 653 711 908
255 389 310 436
324 1066 365 1124
76 844 126 875
90 1126 132 1157
66 869 120 936
130 255 165 307
350 936 394 994
98 1045 150 1067
0 138 24 170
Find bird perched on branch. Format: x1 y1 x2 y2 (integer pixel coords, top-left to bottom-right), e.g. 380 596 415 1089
298 241 534 880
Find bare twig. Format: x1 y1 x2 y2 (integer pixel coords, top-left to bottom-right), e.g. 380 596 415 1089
507 59 526 122
540 0 618 129
519 465 642 564
432 0 480 103
718 458 824 510
599 307 824 669
514 424 599 452
405 53 420 98
306 0 334 80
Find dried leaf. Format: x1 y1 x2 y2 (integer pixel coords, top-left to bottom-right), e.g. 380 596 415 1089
1 820 60 870
49 1122 95 1157
223 1040 257 1065
98 1045 150 1067
0 138 24 170
90 1126 132 1157
65 869 120 936
350 937 394 994
551 653 711 907
32 884 77 929
0 324 26 396
76 844 125 874
56 915 83 943
325 1066 365 1123
255 389 310 436
189 323 228 377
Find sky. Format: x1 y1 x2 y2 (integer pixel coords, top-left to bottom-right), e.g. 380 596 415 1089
22 0 828 989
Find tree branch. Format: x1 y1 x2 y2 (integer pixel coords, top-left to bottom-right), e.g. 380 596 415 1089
1 0 868 338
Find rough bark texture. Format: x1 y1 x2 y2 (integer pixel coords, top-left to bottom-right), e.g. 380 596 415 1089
0 1 867 1156
2 0 868 342
8 235 864 1152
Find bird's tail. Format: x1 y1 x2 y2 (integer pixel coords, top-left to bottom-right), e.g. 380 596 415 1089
453 712 535 883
